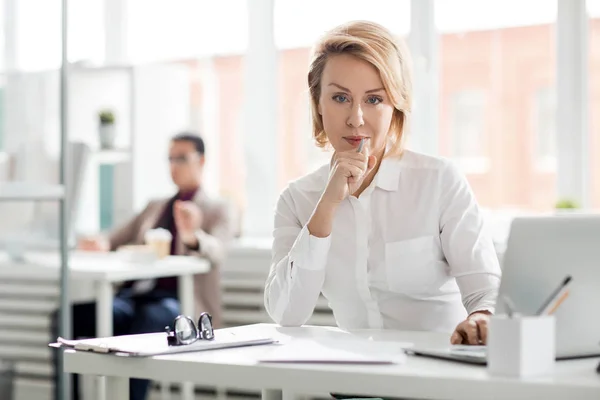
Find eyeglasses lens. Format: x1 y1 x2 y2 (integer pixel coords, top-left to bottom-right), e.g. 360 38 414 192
175 316 197 345
199 314 214 340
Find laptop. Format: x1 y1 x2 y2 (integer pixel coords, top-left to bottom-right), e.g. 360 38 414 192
411 214 600 364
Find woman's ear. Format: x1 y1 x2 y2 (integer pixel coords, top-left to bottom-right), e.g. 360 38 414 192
317 102 323 115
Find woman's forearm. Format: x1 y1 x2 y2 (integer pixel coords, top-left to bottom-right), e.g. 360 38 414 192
307 199 339 238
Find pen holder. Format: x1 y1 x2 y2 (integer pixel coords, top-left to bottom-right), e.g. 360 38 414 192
488 315 555 378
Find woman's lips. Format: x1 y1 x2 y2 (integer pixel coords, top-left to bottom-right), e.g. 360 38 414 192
344 136 368 147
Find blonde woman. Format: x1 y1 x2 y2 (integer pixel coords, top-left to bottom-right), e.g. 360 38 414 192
264 20 501 346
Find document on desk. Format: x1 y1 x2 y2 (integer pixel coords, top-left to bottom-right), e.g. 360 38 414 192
50 331 275 357
258 338 409 364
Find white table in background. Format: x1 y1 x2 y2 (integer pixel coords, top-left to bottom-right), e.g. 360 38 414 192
63 323 600 400
0 251 210 336
0 250 210 400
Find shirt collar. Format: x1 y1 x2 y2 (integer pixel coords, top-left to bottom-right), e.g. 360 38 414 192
373 155 401 192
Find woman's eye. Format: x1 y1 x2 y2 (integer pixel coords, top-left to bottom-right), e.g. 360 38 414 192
366 96 382 105
332 94 349 103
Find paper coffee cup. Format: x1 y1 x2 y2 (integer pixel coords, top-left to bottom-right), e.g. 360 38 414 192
144 228 172 259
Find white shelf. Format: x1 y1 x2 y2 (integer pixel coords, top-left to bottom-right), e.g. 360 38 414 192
69 61 135 72
0 182 65 201
91 149 131 165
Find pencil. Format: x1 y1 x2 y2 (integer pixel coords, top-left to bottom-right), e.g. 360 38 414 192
536 275 572 316
547 290 570 315
357 138 365 153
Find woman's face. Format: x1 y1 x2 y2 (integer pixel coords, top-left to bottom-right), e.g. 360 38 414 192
318 54 395 156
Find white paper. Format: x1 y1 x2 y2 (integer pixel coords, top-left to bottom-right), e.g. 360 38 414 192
53 331 275 357
258 338 409 364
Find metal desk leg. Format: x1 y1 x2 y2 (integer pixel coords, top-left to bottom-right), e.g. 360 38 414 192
95 280 114 400
283 391 306 400
160 382 171 400
262 389 283 400
178 273 195 400
106 376 129 400
178 272 195 323
96 280 113 337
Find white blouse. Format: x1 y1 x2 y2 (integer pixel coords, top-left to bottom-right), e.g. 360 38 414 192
264 150 501 334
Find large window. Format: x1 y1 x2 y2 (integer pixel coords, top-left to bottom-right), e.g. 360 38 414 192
3 0 104 71
589 0 600 208
125 0 250 222
274 0 410 50
127 0 248 63
207 55 247 213
437 0 557 211
533 86 557 172
4 1 598 239
0 84 4 152
448 89 488 172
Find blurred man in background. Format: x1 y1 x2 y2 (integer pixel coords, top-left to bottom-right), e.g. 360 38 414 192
52 132 238 400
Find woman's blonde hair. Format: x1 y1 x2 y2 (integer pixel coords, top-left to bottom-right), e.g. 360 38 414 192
308 20 413 157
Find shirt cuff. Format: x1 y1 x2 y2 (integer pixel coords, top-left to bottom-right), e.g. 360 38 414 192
185 237 200 251
469 306 495 316
288 225 331 271
467 295 497 316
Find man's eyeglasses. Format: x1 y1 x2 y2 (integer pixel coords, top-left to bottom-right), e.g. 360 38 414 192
165 312 214 346
168 153 200 165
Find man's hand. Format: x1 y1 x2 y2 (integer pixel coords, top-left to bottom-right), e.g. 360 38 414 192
77 236 110 252
173 200 203 247
450 311 491 345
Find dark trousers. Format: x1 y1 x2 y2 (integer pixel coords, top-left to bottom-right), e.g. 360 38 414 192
50 289 180 400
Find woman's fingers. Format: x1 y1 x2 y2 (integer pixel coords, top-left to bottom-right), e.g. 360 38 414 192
464 320 481 344
450 330 464 345
337 162 363 180
336 156 367 171
474 317 488 344
453 320 480 345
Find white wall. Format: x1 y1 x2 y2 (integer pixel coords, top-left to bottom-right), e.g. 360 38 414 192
131 63 191 212
69 67 132 233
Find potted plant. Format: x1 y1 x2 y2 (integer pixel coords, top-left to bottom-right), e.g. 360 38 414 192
555 198 580 213
98 109 116 149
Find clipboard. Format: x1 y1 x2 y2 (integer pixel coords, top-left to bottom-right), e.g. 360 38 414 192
49 331 276 357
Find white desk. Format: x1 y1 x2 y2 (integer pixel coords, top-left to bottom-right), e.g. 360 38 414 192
64 323 600 400
0 250 210 400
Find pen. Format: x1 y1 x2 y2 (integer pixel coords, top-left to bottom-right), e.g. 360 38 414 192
535 275 572 316
357 138 365 153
